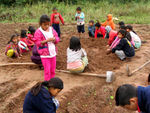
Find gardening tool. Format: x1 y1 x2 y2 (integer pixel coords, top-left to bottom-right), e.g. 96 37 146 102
0 62 115 83
126 60 150 76
56 70 115 83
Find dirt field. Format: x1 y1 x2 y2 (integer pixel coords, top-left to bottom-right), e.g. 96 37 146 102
0 23 150 113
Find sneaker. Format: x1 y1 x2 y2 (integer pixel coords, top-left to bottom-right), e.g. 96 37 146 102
60 38 62 42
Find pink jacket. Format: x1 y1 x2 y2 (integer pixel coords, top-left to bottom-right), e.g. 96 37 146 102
95 26 106 38
34 28 60 56
27 33 34 41
110 36 135 49
108 30 118 45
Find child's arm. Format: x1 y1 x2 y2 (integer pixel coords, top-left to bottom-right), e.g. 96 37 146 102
111 39 125 53
95 29 98 38
52 28 60 44
101 20 107 27
50 14 54 25
18 41 27 49
59 14 65 25
81 48 87 57
41 101 55 113
108 34 114 45
79 13 84 19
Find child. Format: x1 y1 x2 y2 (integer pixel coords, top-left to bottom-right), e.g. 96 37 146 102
95 23 105 39
67 36 88 73
88 20 95 37
50 7 65 41
106 30 135 61
105 26 118 46
20 30 34 52
118 21 125 28
126 25 141 49
27 26 36 42
115 84 150 113
5 34 22 58
75 7 85 38
34 14 60 81
31 44 42 64
100 14 115 30
17 33 29 52
23 77 63 113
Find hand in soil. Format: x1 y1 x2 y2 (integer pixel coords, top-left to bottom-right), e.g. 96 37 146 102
19 54 23 57
106 45 110 48
106 49 111 55
18 56 21 59
26 47 29 51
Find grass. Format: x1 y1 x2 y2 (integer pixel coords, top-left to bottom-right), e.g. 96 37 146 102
0 1 150 24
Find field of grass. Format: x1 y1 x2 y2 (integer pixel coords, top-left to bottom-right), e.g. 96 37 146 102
0 1 150 24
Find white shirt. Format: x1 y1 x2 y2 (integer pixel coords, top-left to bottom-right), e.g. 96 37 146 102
18 41 27 49
67 48 87 63
130 31 141 42
39 27 56 58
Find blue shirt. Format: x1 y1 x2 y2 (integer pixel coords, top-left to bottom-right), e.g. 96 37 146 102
23 86 56 113
138 85 150 113
88 24 95 36
75 12 85 23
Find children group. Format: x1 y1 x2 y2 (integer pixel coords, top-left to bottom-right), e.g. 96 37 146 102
4 6 148 113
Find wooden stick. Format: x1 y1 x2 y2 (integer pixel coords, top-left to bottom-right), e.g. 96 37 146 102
56 70 106 78
0 62 106 78
129 60 150 76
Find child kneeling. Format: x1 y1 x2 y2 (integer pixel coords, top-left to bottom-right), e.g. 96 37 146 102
106 30 135 61
67 36 88 73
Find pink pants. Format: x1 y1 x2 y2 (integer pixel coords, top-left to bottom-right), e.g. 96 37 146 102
41 56 56 81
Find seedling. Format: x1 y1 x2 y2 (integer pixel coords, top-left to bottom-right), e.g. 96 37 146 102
110 96 114 99
68 102 71 105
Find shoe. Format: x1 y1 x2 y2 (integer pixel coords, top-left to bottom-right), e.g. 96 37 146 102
60 39 62 42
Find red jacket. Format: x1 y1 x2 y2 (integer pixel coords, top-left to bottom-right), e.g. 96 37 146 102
108 30 118 45
95 26 106 38
50 13 65 25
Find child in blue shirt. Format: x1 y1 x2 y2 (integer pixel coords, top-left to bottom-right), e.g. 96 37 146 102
88 20 95 37
75 7 86 38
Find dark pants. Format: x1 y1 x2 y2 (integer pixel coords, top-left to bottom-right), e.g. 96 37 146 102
77 25 85 33
52 24 61 38
97 34 103 38
88 32 93 37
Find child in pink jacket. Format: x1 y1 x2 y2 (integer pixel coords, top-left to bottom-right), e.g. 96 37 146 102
95 23 105 39
34 14 60 81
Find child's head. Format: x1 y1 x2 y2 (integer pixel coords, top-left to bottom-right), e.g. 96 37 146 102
39 14 50 31
118 21 125 27
95 23 101 30
16 33 21 41
115 84 138 111
21 30 27 38
126 25 133 32
107 14 113 21
119 25 126 30
28 26 36 35
53 7 58 14
31 77 63 97
89 20 94 26
105 26 112 33
76 7 81 14
118 29 127 39
69 36 81 51
126 32 132 41
8 34 17 44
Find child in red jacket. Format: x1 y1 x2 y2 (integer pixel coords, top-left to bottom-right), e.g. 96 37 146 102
50 7 65 41
95 23 106 38
20 30 34 53
27 26 36 42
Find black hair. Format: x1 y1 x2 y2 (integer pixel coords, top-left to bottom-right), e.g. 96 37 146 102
126 25 137 34
119 25 126 30
126 32 132 41
148 74 150 83
118 29 127 37
31 77 64 96
69 36 81 51
53 7 58 11
119 21 125 26
28 26 36 34
95 23 101 27
89 20 94 23
115 84 137 106
16 33 20 37
8 34 16 44
21 30 27 38
76 7 81 11
39 14 51 24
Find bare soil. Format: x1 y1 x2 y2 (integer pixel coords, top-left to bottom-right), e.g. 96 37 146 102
0 23 150 113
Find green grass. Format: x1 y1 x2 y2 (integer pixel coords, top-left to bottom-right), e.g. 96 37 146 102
0 1 150 24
